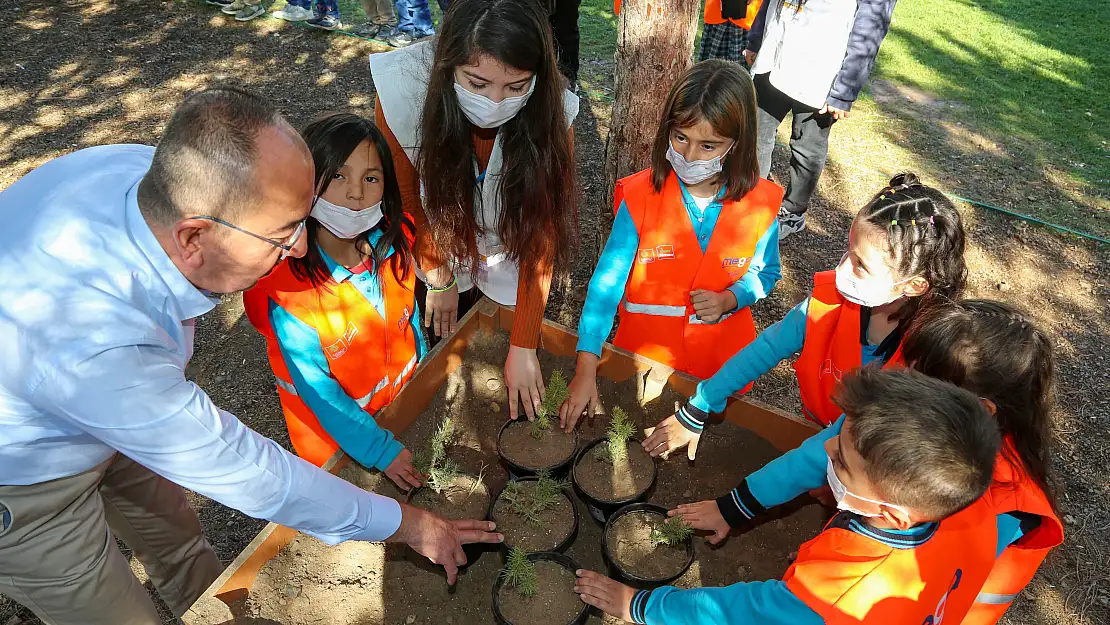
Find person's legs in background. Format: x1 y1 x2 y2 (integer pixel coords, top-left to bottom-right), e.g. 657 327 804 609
549 0 582 89
307 0 343 30
274 0 313 21
385 0 433 46
354 0 399 37
699 21 749 66
222 0 265 21
779 105 835 230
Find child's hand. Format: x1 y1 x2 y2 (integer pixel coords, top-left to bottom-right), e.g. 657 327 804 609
385 448 423 491
670 500 730 545
642 415 702 460
575 570 635 622
560 353 601 432
690 289 737 324
743 50 756 66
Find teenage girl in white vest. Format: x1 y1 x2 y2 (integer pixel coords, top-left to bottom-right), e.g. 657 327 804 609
369 0 579 421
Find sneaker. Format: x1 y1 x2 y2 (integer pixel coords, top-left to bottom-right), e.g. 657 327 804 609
206 0 234 6
385 30 415 47
777 206 807 240
273 4 312 21
306 14 342 30
234 3 265 20
222 0 246 14
351 21 381 37
373 24 399 41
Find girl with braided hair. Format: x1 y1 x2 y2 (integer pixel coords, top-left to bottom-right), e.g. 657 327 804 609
643 172 967 460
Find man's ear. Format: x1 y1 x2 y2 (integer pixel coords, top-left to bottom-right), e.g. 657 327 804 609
981 398 998 417
173 218 213 270
900 276 930 298
879 504 916 531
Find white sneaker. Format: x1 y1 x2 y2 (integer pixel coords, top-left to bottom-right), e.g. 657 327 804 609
777 207 807 240
273 5 312 21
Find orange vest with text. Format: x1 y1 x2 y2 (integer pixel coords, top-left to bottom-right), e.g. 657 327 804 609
614 0 761 29
963 439 1063 624
793 271 904 426
784 502 998 625
243 258 419 467
612 169 782 381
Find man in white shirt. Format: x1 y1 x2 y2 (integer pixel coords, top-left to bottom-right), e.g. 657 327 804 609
0 86 501 625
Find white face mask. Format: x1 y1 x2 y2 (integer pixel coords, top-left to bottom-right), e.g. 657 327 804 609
453 76 536 129
834 254 914 307
310 196 383 240
666 143 729 185
826 457 910 519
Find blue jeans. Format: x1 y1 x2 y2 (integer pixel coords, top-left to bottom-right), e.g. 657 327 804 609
287 0 339 18
395 0 448 36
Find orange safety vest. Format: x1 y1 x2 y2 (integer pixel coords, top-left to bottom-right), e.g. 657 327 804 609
243 257 420 467
611 169 782 381
614 0 761 29
784 501 998 625
793 271 904 427
963 438 1063 624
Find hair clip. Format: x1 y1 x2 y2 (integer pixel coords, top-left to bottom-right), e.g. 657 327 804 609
929 215 935 225
879 194 887 200
890 219 898 226
911 218 917 226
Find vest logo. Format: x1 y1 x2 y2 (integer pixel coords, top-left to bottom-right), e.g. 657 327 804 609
819 358 844 382
638 248 656 264
721 257 748 268
922 570 962 625
343 321 359 344
398 306 412 331
325 322 360 361
638 245 675 264
656 245 675 260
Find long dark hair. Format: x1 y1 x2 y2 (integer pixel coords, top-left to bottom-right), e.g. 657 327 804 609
856 172 967 322
418 0 577 274
902 299 1058 509
290 113 414 287
650 60 759 202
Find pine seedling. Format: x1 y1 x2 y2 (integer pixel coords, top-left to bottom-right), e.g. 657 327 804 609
416 416 460 494
502 470 570 526
649 516 694 547
530 370 570 440
593 406 636 464
425 457 461 495
501 548 538 598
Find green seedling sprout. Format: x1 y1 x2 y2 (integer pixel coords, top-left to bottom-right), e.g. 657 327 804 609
501 470 570 526
593 406 636 464
649 516 694 547
531 369 570 439
415 417 461 494
501 548 538 598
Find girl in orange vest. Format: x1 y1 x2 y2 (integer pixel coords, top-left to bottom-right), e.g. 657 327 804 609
560 60 784 431
244 113 425 491
673 299 1062 623
641 172 967 459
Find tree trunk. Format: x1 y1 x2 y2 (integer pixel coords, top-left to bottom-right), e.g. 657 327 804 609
599 0 701 256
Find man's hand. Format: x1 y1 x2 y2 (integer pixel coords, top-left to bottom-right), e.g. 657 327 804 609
670 500 730 545
575 570 635 622
389 504 503 584
690 289 737 324
505 345 544 421
642 414 702 460
818 103 850 120
560 352 601 432
424 266 459 338
383 448 422 492
742 49 756 66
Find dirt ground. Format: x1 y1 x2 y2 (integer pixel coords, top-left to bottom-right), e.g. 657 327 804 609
235 329 828 625
2 1 1108 624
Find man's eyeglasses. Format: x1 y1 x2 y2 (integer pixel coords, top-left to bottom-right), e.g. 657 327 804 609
189 216 307 259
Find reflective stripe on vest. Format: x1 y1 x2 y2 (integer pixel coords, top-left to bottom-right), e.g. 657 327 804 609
276 376 298 396
356 376 392 408
975 591 1018 605
621 299 687 317
392 353 418 388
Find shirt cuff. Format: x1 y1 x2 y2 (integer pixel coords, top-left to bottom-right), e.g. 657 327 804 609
716 480 767 528
372 438 405 472
575 333 605 358
349 494 404 542
630 589 652 625
726 282 750 313
676 403 708 432
825 95 855 112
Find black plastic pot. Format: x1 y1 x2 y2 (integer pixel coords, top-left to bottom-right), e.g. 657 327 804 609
571 437 658 524
405 479 492 574
602 503 695 590
487 477 580 554
496 419 580 480
491 552 590 625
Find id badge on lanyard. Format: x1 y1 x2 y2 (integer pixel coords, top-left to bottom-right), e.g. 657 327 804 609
477 250 508 283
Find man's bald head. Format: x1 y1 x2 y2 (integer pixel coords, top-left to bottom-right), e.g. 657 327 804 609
138 85 307 225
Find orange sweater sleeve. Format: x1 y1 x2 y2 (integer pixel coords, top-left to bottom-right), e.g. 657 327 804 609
375 97 445 273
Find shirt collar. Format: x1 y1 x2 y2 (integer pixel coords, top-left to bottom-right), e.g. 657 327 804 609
125 180 218 321
677 178 727 207
317 229 390 284
829 511 940 549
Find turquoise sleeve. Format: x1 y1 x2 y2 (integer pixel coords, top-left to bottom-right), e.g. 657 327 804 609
686 298 810 417
630 580 824 625
727 220 781 312
576 200 639 357
270 301 404 471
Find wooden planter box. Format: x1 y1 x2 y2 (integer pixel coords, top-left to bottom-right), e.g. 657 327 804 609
184 299 818 624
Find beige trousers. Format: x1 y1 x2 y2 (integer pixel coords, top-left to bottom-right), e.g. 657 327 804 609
0 455 222 625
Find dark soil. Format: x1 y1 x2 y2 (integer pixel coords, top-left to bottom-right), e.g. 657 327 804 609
490 482 576 553
499 421 578 471
574 441 654 503
606 511 689 582
496 561 583 625
411 474 490 523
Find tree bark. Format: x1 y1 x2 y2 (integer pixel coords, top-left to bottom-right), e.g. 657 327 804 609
599 0 701 256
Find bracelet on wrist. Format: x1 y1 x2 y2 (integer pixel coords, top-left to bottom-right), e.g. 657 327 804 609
427 275 457 293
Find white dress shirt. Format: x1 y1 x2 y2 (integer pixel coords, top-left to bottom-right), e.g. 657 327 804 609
0 145 402 544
